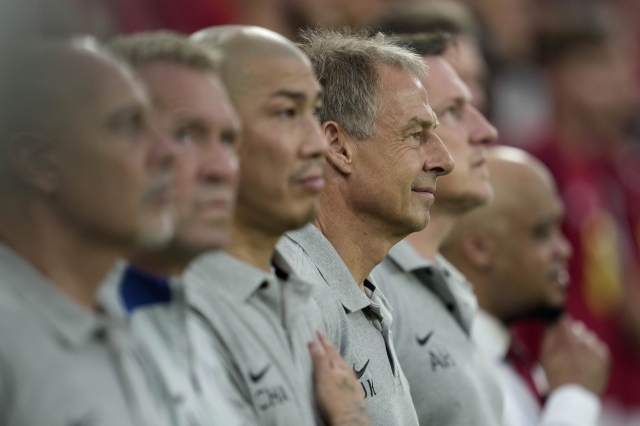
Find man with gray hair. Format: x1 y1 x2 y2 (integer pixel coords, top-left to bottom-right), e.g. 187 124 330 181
370 32 502 426
102 31 245 426
277 28 454 426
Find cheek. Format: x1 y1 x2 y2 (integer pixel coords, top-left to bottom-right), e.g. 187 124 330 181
172 150 200 198
238 139 292 197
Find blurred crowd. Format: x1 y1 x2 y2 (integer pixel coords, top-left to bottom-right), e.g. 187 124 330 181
1 0 640 425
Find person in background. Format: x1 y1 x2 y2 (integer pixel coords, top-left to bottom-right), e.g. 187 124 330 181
189 25 370 426
375 0 490 111
0 39 177 426
102 31 245 426
442 145 611 426
371 32 501 426
523 25 640 424
277 27 454 426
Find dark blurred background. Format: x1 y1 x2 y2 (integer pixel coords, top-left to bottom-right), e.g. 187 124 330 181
3 0 640 424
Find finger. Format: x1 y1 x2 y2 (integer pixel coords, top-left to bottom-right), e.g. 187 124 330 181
309 339 329 374
317 332 341 366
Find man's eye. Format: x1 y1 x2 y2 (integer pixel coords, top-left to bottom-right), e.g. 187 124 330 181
175 127 193 143
221 131 237 147
443 105 463 119
278 108 297 118
410 131 422 140
533 226 552 240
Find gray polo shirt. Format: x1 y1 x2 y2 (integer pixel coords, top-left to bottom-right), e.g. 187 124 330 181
184 249 322 426
371 239 503 426
0 244 171 426
99 262 246 426
277 224 419 426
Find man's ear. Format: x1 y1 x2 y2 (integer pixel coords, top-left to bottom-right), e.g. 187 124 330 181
462 230 494 271
9 133 60 195
322 121 354 175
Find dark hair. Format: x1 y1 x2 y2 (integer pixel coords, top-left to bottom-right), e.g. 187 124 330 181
395 32 453 57
374 3 478 38
537 27 607 66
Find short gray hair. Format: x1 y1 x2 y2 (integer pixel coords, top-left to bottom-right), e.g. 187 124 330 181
298 27 427 140
107 31 221 73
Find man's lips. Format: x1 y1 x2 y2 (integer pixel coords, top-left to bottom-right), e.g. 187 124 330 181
297 173 325 191
412 187 436 200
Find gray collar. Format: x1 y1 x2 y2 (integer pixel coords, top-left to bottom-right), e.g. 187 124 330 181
386 240 477 334
285 224 377 314
0 243 107 348
386 239 435 272
186 248 310 304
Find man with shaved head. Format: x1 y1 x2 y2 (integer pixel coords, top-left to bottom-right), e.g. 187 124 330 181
186 26 370 426
276 28 454 426
0 40 176 425
370 33 501 426
442 146 611 426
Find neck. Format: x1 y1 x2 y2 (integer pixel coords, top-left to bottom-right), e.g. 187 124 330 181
225 217 280 273
406 206 456 262
312 190 402 291
0 199 122 310
128 247 190 278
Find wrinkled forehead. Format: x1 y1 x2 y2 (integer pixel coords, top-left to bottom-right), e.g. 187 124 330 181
376 63 432 120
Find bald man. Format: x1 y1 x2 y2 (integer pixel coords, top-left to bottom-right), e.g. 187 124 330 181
441 146 611 426
0 40 176 426
184 26 369 426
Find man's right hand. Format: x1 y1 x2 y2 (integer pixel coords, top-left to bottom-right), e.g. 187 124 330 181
540 315 611 395
309 332 370 426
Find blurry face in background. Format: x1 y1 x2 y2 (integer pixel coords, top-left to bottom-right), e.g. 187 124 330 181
232 54 326 234
136 61 241 255
422 56 497 214
55 55 176 249
443 35 489 112
490 169 572 323
553 44 639 138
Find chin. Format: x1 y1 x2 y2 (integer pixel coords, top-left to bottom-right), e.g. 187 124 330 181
286 208 318 232
135 210 175 249
398 212 430 236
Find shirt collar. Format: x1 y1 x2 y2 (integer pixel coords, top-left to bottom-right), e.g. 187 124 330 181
98 260 178 321
284 223 375 314
0 243 107 348
387 240 478 333
386 239 435 272
186 249 309 304
471 308 511 361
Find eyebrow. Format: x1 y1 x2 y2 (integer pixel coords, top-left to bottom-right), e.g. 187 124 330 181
404 115 439 133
